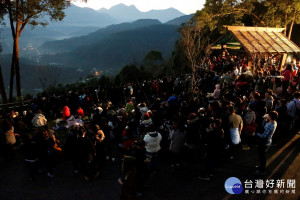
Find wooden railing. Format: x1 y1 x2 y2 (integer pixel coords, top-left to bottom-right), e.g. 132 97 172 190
0 100 32 113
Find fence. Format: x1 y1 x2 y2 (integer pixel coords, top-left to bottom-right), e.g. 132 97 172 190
0 100 32 114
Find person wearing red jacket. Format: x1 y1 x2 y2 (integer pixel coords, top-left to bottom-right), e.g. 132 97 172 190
281 64 293 96
77 107 84 118
62 106 71 121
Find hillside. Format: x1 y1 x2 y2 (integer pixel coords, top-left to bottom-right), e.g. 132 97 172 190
166 14 194 26
0 54 91 95
39 19 162 54
0 4 117 54
41 24 180 73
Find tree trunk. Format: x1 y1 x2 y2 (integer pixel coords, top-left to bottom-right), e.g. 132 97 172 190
15 29 21 97
7 0 16 102
9 40 16 102
283 13 288 36
191 62 197 92
280 54 288 70
288 21 295 40
0 63 8 103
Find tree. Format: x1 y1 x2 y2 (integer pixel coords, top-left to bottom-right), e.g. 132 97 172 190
0 61 8 103
0 1 8 103
261 0 300 39
4 0 70 101
170 41 191 76
143 50 163 65
117 65 140 84
179 17 212 91
143 50 164 77
189 0 300 72
35 65 61 90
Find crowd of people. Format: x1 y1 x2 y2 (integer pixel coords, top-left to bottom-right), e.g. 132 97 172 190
0 54 299 199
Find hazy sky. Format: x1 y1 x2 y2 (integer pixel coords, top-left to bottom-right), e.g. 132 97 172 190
73 0 205 14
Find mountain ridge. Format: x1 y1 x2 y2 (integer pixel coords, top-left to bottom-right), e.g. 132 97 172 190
39 19 162 54
40 24 180 73
97 3 185 23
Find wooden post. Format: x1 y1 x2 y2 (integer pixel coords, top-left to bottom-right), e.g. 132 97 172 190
280 53 287 71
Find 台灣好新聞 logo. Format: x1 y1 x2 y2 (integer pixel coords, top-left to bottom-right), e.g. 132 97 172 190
225 177 243 194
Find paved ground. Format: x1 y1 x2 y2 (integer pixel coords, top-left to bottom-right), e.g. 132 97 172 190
0 132 299 200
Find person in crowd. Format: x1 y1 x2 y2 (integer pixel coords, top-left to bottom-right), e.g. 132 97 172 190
77 106 85 118
121 124 136 156
62 105 71 121
228 106 243 159
31 110 47 128
138 103 148 117
168 120 186 168
36 128 55 177
281 64 293 96
2 120 17 160
286 91 300 132
185 113 201 160
242 104 256 150
94 124 106 168
255 72 265 93
23 134 39 180
254 111 278 175
198 119 224 180
143 125 162 174
118 155 137 200
265 89 274 113
130 141 148 197
125 99 134 114
73 126 98 181
250 91 266 133
211 84 221 100
22 109 34 130
13 114 28 135
140 113 152 133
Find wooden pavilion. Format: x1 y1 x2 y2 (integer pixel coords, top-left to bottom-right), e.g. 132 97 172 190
211 26 300 69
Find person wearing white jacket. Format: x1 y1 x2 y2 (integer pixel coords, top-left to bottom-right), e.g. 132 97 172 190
31 110 47 127
143 125 162 174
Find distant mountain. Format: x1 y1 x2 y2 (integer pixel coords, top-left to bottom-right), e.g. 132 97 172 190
1 4 116 27
0 26 101 54
98 3 185 23
166 14 194 26
41 24 180 73
39 19 162 54
55 4 117 27
0 4 117 54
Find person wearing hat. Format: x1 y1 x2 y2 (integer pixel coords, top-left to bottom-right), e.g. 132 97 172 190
141 113 152 128
77 106 84 118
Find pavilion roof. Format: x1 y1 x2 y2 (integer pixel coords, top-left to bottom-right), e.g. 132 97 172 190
212 26 300 54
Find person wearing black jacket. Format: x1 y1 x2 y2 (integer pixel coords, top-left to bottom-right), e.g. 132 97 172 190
23 134 39 180
73 126 98 181
36 128 55 178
